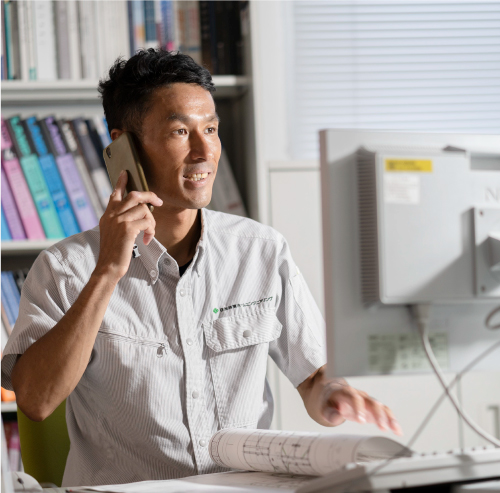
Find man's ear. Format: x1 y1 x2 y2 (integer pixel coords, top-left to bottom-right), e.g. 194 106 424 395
110 129 124 141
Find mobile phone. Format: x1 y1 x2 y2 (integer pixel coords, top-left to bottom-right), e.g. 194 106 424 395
103 132 153 212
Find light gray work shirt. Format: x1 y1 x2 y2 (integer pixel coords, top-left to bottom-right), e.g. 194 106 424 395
1 208 326 486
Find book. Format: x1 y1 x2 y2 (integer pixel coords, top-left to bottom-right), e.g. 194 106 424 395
78 0 98 79
3 0 13 79
1 166 26 240
6 116 65 239
209 428 411 477
1 272 20 327
127 1 135 56
23 0 36 80
199 1 214 73
1 118 45 240
23 116 80 237
5 0 21 79
1 301 12 333
39 117 99 231
1 303 12 338
1 207 12 240
130 0 146 52
179 1 201 65
70 118 112 210
0 292 15 330
210 148 247 217
66 0 81 80
16 1 30 80
1 1 6 80
58 119 104 219
144 1 158 49
90 116 111 149
32 0 57 80
4 421 21 471
98 1 128 79
11 269 28 295
116 1 131 59
54 0 71 79
161 0 177 52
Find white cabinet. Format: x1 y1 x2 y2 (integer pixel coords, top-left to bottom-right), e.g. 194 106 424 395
269 168 324 314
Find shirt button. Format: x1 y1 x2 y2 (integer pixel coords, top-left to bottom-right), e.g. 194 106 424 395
186 338 193 346
199 439 207 447
149 270 157 279
243 329 252 338
192 390 199 399
180 289 186 297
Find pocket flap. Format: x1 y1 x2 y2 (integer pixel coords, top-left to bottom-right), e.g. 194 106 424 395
203 307 282 352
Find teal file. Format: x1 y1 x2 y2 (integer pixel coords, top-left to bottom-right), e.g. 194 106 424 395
19 154 64 238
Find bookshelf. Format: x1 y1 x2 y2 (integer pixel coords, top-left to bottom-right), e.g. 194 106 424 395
1 76 251 104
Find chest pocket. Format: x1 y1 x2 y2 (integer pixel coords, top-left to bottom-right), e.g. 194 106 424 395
203 307 282 428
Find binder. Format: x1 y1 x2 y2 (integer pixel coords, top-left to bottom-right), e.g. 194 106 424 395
23 116 80 237
1 207 12 240
1 118 45 239
39 117 98 231
70 118 112 209
1 166 26 240
5 116 64 239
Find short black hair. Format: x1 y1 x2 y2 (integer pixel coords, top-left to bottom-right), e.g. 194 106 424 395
98 48 216 136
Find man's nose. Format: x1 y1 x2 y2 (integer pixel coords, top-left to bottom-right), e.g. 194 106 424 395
190 131 213 161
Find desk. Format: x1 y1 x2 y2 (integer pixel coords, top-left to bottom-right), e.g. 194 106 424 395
42 473 500 493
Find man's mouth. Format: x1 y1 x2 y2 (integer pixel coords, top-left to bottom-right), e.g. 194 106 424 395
184 172 209 182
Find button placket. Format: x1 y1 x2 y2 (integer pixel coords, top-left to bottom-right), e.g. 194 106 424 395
176 284 211 469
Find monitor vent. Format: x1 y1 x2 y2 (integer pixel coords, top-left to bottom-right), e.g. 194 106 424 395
357 148 380 304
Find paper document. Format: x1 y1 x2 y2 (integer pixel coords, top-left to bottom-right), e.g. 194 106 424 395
209 429 411 477
67 479 249 493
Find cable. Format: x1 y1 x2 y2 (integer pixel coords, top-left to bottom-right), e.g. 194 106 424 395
485 305 500 330
412 303 500 448
404 338 500 451
338 324 500 492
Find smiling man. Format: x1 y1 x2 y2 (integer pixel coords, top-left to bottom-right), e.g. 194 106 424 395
1 50 401 487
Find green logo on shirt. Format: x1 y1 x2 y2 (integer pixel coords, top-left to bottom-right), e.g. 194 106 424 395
214 297 273 314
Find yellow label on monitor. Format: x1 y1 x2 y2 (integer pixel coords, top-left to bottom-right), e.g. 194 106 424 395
385 158 433 172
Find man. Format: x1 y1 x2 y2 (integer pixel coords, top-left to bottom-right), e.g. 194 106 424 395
1 50 401 486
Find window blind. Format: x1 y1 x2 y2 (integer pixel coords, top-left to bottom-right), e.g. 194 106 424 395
288 1 500 159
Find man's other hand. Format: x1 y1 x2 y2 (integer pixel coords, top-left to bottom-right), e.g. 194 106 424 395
297 365 403 436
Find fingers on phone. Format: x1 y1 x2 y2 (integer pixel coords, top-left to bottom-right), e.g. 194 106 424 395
117 203 154 223
114 190 162 213
110 170 127 201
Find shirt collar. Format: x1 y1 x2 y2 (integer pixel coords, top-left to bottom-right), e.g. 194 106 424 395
135 208 208 284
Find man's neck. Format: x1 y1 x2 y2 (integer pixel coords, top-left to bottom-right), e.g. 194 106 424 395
152 207 201 267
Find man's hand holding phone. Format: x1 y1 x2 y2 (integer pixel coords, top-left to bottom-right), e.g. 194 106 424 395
94 170 163 283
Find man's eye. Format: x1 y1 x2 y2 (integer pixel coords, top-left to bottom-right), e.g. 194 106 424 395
174 129 187 135
206 127 217 134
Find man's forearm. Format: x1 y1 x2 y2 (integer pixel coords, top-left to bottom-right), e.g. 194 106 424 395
11 272 118 421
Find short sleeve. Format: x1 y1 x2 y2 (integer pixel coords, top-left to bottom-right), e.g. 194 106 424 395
269 237 327 388
1 250 70 390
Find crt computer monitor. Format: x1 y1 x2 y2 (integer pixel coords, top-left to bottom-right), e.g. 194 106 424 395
319 129 500 378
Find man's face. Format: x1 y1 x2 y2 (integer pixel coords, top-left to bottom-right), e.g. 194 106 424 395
137 83 221 210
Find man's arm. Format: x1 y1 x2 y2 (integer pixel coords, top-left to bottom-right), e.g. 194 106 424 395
297 365 403 435
11 171 163 421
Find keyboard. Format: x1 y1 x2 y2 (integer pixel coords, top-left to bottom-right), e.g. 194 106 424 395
297 447 500 493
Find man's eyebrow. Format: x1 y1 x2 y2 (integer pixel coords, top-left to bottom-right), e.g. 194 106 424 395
166 112 220 123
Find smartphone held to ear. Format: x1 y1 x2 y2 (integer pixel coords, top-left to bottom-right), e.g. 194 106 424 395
103 132 154 212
